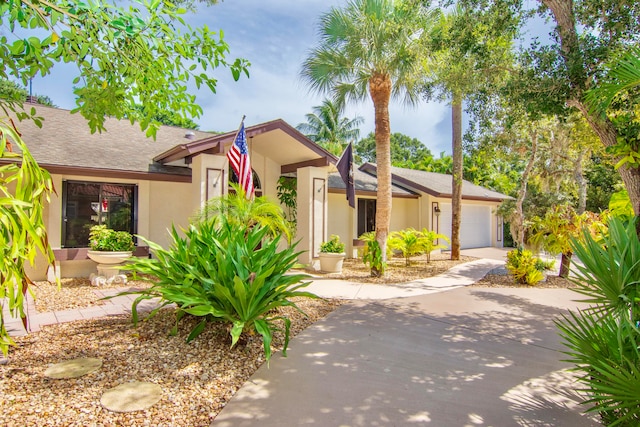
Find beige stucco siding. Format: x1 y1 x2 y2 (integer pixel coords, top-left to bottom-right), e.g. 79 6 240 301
148 180 193 249
389 197 420 232
327 193 354 253
327 194 420 257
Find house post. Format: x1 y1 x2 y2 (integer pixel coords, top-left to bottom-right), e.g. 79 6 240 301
191 153 228 213
296 166 329 267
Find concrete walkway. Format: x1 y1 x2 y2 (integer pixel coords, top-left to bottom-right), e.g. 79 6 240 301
214 248 599 426
3 287 162 337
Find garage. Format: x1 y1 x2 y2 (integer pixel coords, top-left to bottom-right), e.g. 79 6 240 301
437 203 492 249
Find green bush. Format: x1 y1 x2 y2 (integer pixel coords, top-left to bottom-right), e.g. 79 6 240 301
320 234 345 253
557 217 640 426
125 219 315 362
88 225 134 251
418 228 450 263
505 248 544 285
388 228 422 266
359 231 386 277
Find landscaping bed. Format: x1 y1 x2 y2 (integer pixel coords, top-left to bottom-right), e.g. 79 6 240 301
1 296 342 427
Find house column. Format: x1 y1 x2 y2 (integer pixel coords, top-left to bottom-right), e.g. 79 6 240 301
191 153 228 213
296 166 329 266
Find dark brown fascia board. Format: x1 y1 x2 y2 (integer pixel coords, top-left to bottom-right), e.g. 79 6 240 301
327 187 418 199
358 163 509 202
154 119 337 165
281 157 331 174
359 163 443 197
31 163 192 183
153 138 223 164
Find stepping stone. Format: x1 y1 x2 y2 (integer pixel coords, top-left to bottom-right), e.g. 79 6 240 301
100 381 162 413
44 357 102 379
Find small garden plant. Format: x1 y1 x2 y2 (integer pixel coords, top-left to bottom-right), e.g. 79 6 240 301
88 225 134 252
387 228 449 266
359 231 387 277
505 248 553 286
320 234 345 253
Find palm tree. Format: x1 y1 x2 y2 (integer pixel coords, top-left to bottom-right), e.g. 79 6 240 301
587 48 640 114
301 0 436 276
296 99 363 156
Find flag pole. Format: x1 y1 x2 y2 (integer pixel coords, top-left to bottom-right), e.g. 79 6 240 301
231 115 246 142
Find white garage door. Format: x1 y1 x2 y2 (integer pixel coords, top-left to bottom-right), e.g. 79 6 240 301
438 203 491 249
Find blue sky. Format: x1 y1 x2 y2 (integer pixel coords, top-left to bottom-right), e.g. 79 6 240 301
27 0 549 155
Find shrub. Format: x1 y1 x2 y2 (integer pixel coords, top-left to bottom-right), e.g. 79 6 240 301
359 231 386 276
556 218 640 426
388 228 422 266
505 248 544 285
125 219 315 362
320 234 345 253
88 225 134 251
418 228 450 263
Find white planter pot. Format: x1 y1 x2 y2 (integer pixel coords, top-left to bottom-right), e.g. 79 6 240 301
87 250 133 265
318 252 346 273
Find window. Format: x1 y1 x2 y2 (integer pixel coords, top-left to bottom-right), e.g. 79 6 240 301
229 168 262 196
357 198 376 237
62 181 137 248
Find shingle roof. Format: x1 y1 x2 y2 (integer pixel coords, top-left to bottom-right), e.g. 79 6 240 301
8 104 212 174
328 169 417 197
359 163 512 201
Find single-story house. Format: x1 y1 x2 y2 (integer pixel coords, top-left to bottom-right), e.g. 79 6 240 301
4 104 510 280
328 163 511 256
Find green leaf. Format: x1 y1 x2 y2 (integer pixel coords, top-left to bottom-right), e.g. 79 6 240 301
186 319 208 343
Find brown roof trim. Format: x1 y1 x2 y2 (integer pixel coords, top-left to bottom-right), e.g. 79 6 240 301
154 119 338 164
359 163 509 202
359 163 443 197
328 187 419 199
153 137 223 164
32 163 192 183
281 157 331 174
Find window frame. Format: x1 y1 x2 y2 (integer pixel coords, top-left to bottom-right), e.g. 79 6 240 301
62 180 138 248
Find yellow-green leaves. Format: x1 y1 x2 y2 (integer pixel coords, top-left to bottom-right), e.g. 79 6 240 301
0 120 56 356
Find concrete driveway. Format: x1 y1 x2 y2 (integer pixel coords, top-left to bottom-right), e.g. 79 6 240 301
213 286 598 426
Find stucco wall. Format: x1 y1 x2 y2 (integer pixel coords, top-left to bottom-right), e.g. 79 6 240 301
148 180 193 249
327 194 420 257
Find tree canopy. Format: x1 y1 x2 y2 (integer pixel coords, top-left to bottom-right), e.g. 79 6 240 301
296 99 363 156
0 0 249 137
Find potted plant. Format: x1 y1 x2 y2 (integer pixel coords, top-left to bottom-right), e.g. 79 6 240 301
87 225 134 265
318 234 346 273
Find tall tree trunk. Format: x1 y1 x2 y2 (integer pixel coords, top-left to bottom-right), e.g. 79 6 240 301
542 0 640 223
574 148 588 214
511 128 538 247
369 73 392 277
559 252 572 278
451 93 463 260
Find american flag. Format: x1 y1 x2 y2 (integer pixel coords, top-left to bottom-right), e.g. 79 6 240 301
227 122 254 198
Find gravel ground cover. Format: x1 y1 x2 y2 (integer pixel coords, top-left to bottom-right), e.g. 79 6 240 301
318 252 477 284
1 296 342 427
2 252 574 425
